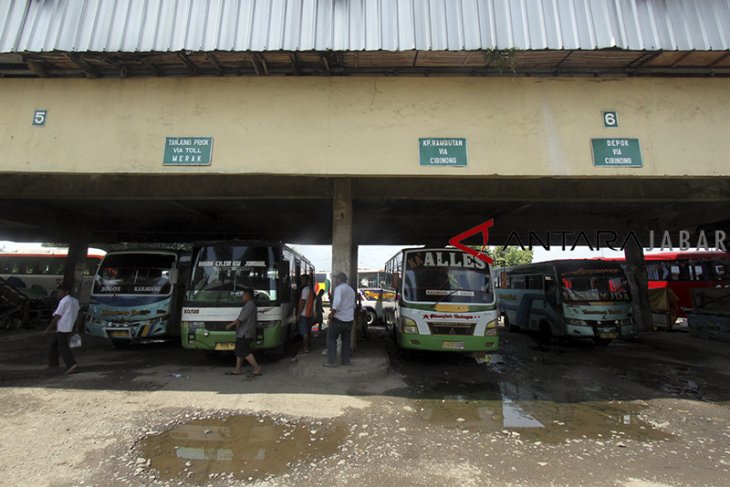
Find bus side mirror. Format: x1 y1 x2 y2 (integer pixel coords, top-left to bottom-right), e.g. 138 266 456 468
169 268 179 285
280 261 290 279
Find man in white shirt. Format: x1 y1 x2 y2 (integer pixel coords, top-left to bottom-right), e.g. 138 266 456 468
324 272 356 367
44 284 81 375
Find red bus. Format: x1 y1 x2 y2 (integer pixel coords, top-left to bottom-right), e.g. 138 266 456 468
641 251 730 318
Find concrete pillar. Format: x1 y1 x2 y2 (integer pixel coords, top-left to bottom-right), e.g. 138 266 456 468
63 239 89 300
332 178 359 350
332 178 354 283
624 240 653 332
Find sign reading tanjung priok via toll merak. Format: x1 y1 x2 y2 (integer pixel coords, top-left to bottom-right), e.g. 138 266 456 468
419 138 468 167
163 137 214 166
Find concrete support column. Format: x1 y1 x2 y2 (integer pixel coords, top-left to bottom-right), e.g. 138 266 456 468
332 178 359 351
624 240 653 332
332 178 354 283
63 239 89 300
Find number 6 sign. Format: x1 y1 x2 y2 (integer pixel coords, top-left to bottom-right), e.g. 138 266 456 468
603 110 618 128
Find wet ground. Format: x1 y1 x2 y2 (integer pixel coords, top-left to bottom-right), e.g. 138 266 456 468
1 324 730 486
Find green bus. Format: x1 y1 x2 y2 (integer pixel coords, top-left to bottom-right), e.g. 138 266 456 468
181 241 313 354
384 247 499 354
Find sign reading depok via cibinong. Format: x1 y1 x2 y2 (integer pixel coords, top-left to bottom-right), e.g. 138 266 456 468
591 138 642 168
419 138 468 167
163 137 213 166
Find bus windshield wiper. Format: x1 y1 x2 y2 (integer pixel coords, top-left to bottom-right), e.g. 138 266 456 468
433 287 471 306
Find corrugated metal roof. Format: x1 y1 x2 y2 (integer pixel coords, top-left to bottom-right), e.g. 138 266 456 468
2 0 729 54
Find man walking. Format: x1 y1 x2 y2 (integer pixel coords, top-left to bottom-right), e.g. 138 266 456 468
225 288 262 377
297 274 315 353
44 283 80 375
324 272 356 367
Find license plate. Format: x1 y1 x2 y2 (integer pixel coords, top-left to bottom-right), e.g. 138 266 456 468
442 341 465 350
108 329 131 338
599 332 618 339
215 343 235 351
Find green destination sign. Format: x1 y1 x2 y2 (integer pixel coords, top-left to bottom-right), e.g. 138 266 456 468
419 138 468 167
591 138 642 168
163 137 214 166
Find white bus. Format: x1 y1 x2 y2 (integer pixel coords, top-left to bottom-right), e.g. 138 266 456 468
357 269 396 326
181 241 314 354
85 250 188 347
0 246 106 305
384 248 499 353
494 259 637 345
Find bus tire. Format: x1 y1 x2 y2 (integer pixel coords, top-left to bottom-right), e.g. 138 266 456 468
504 315 519 333
364 309 377 327
538 321 552 345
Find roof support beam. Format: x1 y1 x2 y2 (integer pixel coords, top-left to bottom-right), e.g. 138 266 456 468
177 52 198 76
26 60 48 78
67 53 98 78
205 53 224 76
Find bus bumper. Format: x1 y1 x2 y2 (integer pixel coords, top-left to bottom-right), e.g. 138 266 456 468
181 322 287 351
85 320 170 342
397 333 499 353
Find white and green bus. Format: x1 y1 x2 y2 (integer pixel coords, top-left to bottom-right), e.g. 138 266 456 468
85 250 188 347
384 248 499 353
494 259 637 345
181 242 314 354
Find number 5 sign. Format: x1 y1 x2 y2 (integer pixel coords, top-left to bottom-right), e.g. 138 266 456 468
603 110 618 128
32 109 47 126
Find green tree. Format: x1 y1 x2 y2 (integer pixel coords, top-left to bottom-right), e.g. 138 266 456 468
487 246 533 268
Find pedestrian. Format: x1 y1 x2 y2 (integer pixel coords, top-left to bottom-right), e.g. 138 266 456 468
324 272 356 367
43 283 80 375
224 288 262 378
314 288 325 334
297 274 315 353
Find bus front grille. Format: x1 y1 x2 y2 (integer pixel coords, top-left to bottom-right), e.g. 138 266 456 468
427 323 476 335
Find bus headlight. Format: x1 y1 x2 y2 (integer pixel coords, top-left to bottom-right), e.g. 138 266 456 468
485 328 497 336
401 317 419 335
567 319 588 326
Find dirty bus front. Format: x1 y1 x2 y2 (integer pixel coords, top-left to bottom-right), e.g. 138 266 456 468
85 251 183 347
386 248 499 353
181 243 312 353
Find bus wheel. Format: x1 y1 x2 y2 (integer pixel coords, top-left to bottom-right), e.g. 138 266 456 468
538 321 552 345
365 310 377 327
504 315 519 333
593 337 612 346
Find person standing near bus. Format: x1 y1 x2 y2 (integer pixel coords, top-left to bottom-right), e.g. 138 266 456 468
43 283 80 375
297 274 315 353
324 272 356 367
225 288 262 377
313 289 325 334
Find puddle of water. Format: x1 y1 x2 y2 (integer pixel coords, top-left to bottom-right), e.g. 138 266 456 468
140 415 347 483
411 381 671 443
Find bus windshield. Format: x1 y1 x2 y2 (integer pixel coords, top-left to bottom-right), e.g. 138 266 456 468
93 253 176 295
402 250 492 304
186 245 280 306
560 268 630 302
